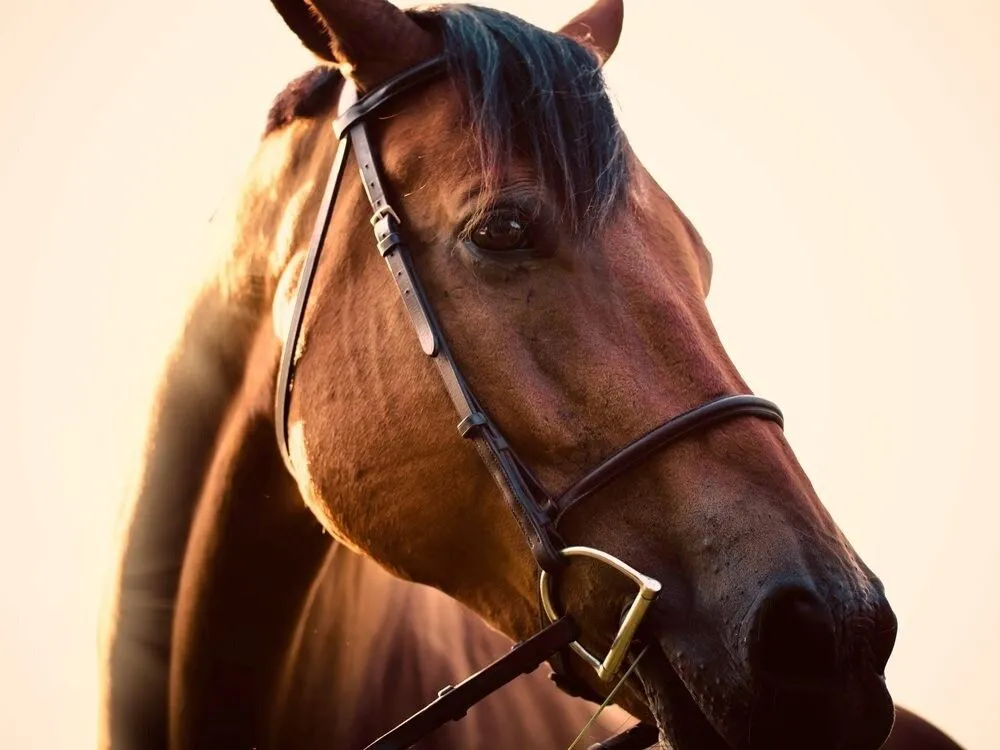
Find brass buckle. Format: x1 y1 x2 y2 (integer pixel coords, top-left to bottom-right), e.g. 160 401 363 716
539 546 662 682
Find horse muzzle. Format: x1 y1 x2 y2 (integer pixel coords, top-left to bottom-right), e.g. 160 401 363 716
638 574 899 750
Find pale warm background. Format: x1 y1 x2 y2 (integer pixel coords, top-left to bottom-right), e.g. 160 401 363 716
0 1 995 748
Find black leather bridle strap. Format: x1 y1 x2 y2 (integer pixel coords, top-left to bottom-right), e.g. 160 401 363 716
343 105 565 574
361 616 578 750
274 57 563 573
554 394 784 519
332 56 448 140
274 130 352 474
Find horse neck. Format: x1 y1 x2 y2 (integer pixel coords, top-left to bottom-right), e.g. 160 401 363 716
271 531 633 750
164 316 612 748
128 104 630 748
98 282 270 750
164 313 332 748
270 543 503 747
99 114 328 749
149 302 494 748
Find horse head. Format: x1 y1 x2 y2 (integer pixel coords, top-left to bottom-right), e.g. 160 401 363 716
265 1 897 747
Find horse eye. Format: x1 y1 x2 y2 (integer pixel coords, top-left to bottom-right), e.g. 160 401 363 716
470 210 532 252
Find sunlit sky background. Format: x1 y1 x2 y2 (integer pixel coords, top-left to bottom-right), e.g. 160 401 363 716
1 1 997 748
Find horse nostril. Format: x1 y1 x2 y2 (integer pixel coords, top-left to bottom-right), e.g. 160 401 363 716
748 584 837 687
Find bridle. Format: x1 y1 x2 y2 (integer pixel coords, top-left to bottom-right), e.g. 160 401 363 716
275 53 785 750
274 55 784 750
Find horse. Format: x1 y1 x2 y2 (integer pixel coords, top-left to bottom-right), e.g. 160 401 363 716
98 1 966 748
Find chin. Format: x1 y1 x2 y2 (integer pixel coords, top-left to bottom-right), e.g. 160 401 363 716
620 644 896 750
632 646 734 750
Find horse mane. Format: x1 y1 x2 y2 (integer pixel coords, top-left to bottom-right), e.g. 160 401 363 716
264 66 341 138
263 4 629 234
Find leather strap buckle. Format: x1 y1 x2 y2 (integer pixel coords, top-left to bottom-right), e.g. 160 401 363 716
370 203 402 227
457 412 488 437
539 546 661 681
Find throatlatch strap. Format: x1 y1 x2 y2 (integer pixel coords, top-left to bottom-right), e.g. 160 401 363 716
274 132 352 474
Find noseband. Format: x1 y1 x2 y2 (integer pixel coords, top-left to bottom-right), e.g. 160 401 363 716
274 56 784 750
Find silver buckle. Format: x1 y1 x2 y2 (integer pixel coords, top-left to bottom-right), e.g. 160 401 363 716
370 204 401 227
539 546 661 681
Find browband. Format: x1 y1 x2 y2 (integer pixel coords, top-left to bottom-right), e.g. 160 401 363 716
334 56 449 139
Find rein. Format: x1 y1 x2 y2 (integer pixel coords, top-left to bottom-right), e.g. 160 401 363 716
274 56 784 750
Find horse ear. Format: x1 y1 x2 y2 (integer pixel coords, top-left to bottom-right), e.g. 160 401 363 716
557 0 625 65
269 1 336 61
268 0 438 90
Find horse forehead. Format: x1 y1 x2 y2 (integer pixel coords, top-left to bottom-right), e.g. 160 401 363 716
379 81 471 169
367 80 694 276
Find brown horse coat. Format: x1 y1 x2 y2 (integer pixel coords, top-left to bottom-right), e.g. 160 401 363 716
99 2 966 748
